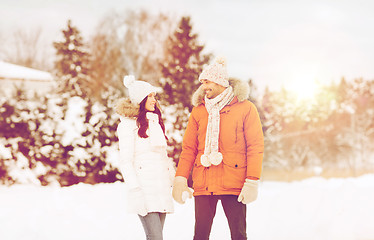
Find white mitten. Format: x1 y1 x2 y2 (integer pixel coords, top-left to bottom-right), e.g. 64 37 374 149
172 176 193 204
237 179 259 204
127 188 147 216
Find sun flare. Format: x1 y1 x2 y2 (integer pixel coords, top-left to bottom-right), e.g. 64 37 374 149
290 80 317 100
285 75 319 101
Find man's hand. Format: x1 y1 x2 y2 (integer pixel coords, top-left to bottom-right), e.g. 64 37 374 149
237 179 259 204
172 176 193 204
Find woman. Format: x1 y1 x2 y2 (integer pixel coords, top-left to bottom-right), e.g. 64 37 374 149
116 75 175 240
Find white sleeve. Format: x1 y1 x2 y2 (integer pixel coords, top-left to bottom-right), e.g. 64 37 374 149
117 119 140 190
167 157 176 184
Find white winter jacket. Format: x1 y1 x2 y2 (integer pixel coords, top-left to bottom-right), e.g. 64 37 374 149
116 98 175 215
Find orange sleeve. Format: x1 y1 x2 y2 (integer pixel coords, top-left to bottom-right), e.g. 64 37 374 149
175 107 199 178
244 102 264 179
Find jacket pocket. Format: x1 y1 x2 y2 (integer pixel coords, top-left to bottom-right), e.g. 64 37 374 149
222 158 246 189
192 162 206 191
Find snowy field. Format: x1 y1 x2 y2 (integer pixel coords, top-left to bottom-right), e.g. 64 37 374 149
1 174 374 240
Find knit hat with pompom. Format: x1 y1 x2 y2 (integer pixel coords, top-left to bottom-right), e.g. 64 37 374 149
123 75 160 105
198 56 229 87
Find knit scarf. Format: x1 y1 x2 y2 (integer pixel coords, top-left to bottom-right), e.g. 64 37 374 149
201 86 234 167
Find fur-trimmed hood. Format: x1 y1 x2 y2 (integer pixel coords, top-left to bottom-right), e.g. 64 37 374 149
191 78 250 107
115 98 139 118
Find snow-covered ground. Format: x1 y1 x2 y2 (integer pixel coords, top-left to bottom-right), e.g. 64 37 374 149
1 174 374 240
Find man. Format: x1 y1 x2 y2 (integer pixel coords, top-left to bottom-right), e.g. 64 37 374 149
172 56 264 240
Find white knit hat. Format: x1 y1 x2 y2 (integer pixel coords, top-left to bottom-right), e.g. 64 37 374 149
198 56 229 87
123 75 160 104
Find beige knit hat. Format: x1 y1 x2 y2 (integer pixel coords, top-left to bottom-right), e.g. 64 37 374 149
123 75 160 104
198 56 229 87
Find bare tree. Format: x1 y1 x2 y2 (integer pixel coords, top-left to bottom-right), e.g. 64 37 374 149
0 30 5 60
3 27 51 71
88 9 175 97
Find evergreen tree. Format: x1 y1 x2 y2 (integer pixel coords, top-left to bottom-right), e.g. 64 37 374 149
51 20 121 185
53 19 91 97
0 88 65 185
160 16 210 110
159 16 211 163
0 20 123 186
66 94 122 185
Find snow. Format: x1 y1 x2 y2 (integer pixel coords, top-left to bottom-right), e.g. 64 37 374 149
0 61 55 96
1 175 374 240
61 96 87 146
7 153 41 185
0 142 12 159
0 61 53 81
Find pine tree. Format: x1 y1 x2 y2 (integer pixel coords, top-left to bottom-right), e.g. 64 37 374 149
159 16 211 163
53 19 91 97
51 20 121 185
0 88 64 185
160 16 210 110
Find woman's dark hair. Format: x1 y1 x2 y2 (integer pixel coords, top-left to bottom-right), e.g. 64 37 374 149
136 96 168 140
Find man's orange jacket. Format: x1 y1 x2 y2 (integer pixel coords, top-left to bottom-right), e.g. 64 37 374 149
176 79 264 196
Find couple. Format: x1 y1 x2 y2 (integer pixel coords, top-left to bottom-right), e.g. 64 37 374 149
116 57 264 240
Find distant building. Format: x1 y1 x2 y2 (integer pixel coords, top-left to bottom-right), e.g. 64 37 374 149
0 61 56 97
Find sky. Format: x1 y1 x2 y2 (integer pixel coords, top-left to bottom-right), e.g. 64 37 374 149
1 174 374 240
1 0 374 93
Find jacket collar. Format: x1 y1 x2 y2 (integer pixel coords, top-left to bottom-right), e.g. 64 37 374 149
191 78 250 107
115 98 139 118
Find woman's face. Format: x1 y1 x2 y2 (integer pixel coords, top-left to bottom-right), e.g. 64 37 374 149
145 92 157 111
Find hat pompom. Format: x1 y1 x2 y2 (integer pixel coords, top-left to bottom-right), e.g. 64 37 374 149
215 56 226 66
123 75 135 88
201 154 211 167
209 152 223 166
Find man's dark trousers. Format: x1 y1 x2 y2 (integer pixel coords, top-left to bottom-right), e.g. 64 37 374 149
193 195 247 240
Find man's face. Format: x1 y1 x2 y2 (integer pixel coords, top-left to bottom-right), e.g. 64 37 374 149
201 79 225 99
